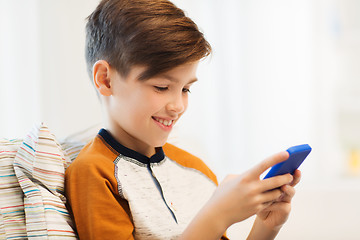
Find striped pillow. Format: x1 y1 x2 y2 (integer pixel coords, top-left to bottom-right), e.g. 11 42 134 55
13 123 78 239
0 139 27 239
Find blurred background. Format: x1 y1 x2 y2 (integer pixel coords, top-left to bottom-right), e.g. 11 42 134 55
1 0 360 239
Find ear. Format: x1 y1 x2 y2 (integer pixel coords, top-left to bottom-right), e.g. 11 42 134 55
93 60 112 96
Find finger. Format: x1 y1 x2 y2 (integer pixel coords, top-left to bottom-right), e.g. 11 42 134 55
290 170 301 187
260 188 283 203
250 151 289 178
260 174 293 192
279 185 296 203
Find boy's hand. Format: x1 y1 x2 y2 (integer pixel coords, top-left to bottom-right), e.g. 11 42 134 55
207 151 294 228
181 151 299 240
256 169 301 230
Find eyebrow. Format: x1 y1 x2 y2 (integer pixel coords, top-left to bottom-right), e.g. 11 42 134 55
159 74 198 84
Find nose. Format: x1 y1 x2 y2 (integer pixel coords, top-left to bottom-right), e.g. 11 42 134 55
167 92 187 114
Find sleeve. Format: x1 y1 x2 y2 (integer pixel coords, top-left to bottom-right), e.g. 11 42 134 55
65 153 134 240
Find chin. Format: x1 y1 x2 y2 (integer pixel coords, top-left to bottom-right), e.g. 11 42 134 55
152 138 168 148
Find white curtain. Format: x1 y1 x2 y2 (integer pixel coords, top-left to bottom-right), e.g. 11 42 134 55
0 1 41 138
172 0 316 179
0 0 102 139
0 0 354 181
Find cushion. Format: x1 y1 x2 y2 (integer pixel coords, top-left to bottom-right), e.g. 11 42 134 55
0 139 27 239
13 123 78 239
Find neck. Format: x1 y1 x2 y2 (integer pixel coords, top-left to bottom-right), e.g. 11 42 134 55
104 125 156 158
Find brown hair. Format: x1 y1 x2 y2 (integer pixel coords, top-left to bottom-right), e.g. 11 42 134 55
85 0 211 80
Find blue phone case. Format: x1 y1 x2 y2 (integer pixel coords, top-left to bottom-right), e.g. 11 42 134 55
263 144 312 179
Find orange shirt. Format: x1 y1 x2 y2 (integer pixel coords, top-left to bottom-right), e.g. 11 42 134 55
65 129 227 239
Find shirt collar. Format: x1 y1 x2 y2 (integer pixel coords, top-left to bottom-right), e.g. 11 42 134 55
98 128 165 164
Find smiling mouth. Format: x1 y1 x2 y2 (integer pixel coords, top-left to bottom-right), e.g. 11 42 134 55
152 117 174 127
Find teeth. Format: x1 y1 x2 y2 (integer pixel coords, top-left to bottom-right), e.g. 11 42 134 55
154 117 173 126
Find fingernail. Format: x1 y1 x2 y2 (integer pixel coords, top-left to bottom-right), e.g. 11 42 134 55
289 175 294 182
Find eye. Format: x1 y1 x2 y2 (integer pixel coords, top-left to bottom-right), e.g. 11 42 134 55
182 87 191 94
154 86 168 92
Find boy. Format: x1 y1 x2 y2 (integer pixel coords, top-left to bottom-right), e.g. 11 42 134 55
65 0 301 239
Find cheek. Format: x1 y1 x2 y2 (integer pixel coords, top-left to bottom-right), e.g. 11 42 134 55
141 92 165 111
182 96 189 113
130 92 163 121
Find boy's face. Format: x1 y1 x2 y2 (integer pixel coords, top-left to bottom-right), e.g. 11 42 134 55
104 61 199 157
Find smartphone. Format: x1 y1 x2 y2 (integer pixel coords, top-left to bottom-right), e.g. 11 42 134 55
263 144 312 179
